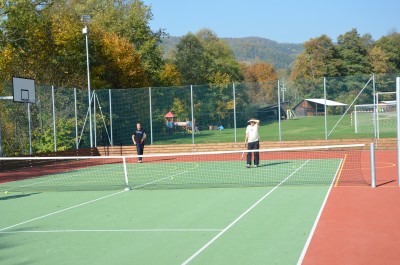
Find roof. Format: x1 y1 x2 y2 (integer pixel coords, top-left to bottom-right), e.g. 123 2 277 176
305 98 347 106
258 101 288 111
164 111 174 118
381 100 396 104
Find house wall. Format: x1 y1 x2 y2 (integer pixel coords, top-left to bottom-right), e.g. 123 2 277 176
293 101 324 117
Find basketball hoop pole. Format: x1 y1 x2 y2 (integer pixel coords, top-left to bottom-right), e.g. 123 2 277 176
82 15 93 148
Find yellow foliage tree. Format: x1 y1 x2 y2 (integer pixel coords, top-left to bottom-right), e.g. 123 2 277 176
159 63 181 86
369 46 390 74
96 31 149 89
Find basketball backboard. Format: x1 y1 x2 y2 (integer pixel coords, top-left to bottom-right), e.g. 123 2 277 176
12 77 36 103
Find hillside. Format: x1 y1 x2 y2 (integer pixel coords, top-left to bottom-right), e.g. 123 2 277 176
159 36 304 70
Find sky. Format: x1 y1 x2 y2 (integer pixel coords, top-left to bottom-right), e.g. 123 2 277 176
143 0 399 43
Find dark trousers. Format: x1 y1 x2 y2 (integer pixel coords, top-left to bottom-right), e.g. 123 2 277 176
247 140 259 166
136 143 144 161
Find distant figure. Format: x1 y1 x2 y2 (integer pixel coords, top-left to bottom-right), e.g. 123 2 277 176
217 125 224 130
244 118 260 168
132 123 146 163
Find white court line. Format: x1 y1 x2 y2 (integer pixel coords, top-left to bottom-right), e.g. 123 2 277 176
0 190 127 232
0 228 221 234
181 160 311 265
132 170 192 189
132 163 200 189
296 158 343 265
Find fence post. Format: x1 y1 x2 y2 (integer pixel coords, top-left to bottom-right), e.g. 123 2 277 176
233 82 237 143
190 85 194 144
52 85 57 152
109 89 113 146
149 87 153 145
74 88 78 149
277 80 281 141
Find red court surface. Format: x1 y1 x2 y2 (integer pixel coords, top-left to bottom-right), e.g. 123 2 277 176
302 150 400 265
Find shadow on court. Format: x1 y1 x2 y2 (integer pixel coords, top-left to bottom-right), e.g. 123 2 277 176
256 161 290 168
0 193 40 201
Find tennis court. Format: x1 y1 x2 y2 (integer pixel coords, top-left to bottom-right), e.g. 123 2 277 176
0 145 370 264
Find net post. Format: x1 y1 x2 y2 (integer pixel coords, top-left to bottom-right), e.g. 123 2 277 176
122 156 130 191
370 143 376 188
396 77 400 187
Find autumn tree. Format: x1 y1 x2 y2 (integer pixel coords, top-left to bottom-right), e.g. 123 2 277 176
0 1 55 83
69 0 167 86
159 63 181 86
93 31 149 89
369 46 390 74
240 62 278 105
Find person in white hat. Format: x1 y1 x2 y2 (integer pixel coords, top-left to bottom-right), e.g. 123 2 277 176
244 118 260 168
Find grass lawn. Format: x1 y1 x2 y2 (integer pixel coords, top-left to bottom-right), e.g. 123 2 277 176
153 115 396 145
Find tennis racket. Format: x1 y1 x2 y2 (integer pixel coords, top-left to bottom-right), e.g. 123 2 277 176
240 143 247 160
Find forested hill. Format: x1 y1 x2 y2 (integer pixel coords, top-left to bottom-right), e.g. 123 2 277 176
159 36 304 70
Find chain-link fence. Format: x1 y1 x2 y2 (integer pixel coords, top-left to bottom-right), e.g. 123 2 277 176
0 73 397 156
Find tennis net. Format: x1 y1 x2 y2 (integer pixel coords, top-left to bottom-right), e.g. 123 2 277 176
0 144 368 192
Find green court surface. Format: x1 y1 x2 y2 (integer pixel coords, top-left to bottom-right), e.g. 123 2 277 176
1 150 364 264
1 185 332 265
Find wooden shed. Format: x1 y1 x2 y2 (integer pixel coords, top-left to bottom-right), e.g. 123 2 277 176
292 99 347 117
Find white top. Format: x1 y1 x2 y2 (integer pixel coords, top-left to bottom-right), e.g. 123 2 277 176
246 124 259 143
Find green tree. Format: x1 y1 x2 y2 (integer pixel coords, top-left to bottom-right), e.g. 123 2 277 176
374 32 400 72
175 29 243 86
290 35 337 98
290 35 338 81
336 29 371 75
175 33 210 85
195 29 243 85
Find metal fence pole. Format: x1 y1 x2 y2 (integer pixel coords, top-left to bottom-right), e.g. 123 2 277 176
190 85 194 144
277 80 281 141
94 91 97 147
233 82 237 143
74 88 78 149
109 89 113 146
149 87 153 145
52 85 57 152
28 103 32 155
